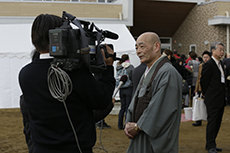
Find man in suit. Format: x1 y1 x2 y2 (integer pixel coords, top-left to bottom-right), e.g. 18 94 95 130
200 42 226 153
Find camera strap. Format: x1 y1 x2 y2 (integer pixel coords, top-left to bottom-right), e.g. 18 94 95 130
71 18 89 49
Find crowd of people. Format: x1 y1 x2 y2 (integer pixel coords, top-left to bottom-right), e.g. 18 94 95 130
18 13 230 153
114 40 229 153
158 43 229 153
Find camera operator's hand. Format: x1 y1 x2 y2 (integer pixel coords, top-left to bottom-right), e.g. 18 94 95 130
112 98 116 104
101 44 114 66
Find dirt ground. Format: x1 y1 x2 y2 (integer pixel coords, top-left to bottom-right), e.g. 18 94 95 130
0 106 230 153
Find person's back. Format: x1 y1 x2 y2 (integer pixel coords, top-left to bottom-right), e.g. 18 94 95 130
19 14 115 153
19 61 113 153
116 54 134 130
116 60 134 89
188 59 200 86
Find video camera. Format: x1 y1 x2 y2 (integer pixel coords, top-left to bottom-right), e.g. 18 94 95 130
49 11 119 72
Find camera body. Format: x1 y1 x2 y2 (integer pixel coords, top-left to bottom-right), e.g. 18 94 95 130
49 28 83 70
49 29 81 58
49 11 117 72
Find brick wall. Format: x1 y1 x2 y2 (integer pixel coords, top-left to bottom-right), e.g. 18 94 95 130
172 2 227 57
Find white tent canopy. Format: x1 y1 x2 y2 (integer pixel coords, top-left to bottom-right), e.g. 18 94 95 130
96 24 140 67
0 23 139 108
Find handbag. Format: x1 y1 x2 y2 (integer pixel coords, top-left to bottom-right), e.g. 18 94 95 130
192 94 207 121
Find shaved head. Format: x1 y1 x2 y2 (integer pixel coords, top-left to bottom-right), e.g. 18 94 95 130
137 32 161 47
136 32 162 68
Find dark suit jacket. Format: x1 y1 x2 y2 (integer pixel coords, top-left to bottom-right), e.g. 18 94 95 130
200 58 225 109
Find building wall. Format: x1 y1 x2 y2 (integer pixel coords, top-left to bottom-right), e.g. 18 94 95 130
173 2 227 57
217 1 230 16
0 2 122 19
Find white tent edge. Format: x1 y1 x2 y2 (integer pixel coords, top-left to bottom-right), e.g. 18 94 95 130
0 23 140 108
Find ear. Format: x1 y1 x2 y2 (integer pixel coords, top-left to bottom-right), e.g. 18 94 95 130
211 48 215 54
155 42 161 53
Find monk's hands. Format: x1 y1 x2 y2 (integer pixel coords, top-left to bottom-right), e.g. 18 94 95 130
124 122 139 139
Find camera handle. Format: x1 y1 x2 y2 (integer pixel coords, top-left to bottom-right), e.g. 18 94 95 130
63 11 89 49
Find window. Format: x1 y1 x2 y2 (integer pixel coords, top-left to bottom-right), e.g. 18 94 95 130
160 37 172 51
189 44 197 52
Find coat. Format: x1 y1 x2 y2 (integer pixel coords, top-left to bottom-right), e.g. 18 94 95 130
200 58 225 109
126 55 182 153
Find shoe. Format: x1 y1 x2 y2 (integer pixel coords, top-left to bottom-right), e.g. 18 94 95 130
118 124 124 130
192 122 202 126
208 148 217 153
96 120 111 129
206 147 222 152
216 147 222 152
118 127 124 130
102 122 111 128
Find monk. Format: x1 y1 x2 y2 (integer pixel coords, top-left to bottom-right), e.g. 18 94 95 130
124 32 182 153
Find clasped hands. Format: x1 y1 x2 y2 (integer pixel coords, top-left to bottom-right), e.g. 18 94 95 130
124 122 140 139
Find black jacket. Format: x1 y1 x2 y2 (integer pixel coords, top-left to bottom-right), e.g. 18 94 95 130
200 58 225 108
18 58 115 153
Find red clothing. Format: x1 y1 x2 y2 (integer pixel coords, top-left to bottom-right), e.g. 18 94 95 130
186 56 192 64
173 54 181 59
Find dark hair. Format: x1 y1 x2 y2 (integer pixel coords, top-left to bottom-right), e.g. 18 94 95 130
180 54 186 60
31 14 63 52
202 50 211 57
31 49 40 61
189 51 197 60
163 49 173 57
119 54 129 64
198 57 203 63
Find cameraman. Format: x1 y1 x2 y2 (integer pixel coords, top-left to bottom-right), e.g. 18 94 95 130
18 14 115 153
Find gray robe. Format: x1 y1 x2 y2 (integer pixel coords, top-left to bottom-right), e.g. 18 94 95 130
126 55 182 153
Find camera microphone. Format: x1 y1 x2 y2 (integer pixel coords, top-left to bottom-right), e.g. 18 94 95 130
113 75 128 98
102 30 119 40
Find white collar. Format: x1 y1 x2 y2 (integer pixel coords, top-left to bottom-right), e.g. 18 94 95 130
212 56 220 65
39 53 53 59
144 54 166 77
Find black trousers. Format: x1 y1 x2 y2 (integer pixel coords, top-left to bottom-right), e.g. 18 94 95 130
118 87 132 129
205 104 225 150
